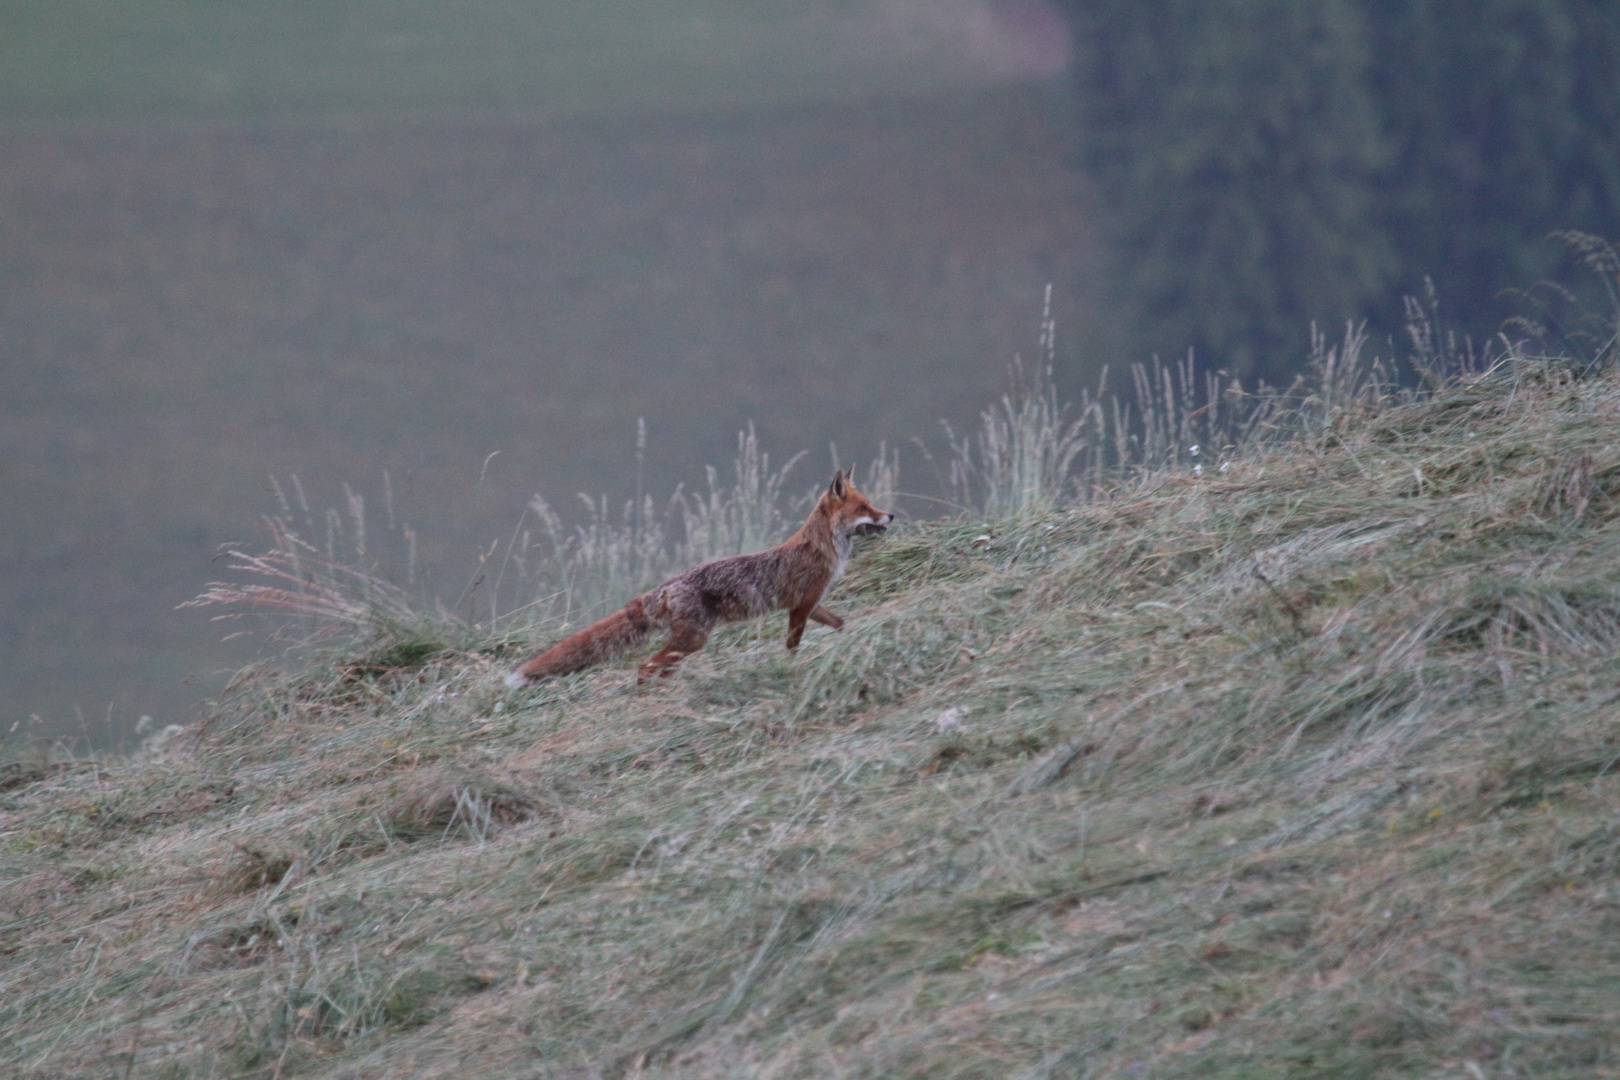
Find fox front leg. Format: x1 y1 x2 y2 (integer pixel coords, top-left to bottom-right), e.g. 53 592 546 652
809 604 843 630
785 602 818 650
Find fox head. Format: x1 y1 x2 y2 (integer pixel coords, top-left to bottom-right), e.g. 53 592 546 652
822 467 893 537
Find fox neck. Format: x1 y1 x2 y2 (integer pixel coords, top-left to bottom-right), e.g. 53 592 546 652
830 529 855 581
792 497 854 581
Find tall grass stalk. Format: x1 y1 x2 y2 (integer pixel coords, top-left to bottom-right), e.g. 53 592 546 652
944 286 1092 517
183 503 465 666
673 423 806 566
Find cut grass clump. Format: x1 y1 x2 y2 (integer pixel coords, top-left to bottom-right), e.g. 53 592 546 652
381 768 548 843
9 316 1620 1075
1439 578 1620 663
789 583 1015 720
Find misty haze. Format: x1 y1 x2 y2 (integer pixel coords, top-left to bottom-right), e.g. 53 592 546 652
2 1 1092 744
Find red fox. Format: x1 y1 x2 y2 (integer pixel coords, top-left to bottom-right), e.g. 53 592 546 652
505 468 892 686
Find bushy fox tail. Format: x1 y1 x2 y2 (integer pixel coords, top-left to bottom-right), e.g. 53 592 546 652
504 597 653 687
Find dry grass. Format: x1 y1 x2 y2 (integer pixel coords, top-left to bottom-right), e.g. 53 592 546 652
8 315 1620 1076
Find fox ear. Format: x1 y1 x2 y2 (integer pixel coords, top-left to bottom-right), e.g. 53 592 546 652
829 470 847 499
844 463 857 486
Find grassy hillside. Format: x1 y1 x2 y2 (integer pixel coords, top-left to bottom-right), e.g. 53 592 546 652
5 327 1620 1076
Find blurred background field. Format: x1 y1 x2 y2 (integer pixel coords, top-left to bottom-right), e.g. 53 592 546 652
0 1 1073 125
1 0 1616 747
0 1 1089 742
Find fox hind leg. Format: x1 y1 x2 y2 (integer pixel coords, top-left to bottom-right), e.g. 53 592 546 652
638 621 710 682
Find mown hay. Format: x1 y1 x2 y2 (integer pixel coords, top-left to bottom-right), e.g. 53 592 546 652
5 354 1620 1078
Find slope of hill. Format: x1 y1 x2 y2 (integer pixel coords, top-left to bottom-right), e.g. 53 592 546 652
4 345 1619 1077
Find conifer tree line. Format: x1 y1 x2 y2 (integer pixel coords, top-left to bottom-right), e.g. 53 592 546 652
1052 0 1620 380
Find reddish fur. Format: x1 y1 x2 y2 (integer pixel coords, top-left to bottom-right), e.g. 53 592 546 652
508 469 891 686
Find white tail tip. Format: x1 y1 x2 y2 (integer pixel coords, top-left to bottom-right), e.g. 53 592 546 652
504 670 530 690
